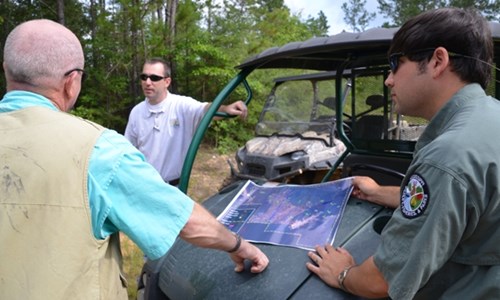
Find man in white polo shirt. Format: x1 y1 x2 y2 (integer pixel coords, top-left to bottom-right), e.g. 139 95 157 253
125 58 247 185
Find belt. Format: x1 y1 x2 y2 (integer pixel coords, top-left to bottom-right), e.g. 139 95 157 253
167 178 180 186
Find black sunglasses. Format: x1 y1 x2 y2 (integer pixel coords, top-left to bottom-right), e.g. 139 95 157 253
64 68 87 82
140 74 167 82
389 48 470 73
388 48 437 73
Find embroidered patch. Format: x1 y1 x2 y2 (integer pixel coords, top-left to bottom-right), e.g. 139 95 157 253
401 173 429 219
170 119 180 127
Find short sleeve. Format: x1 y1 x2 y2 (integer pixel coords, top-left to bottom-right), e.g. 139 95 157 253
88 129 194 259
374 163 469 299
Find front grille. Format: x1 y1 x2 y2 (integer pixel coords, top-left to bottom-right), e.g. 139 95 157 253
246 164 266 176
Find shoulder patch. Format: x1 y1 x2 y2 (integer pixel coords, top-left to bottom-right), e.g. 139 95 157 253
401 173 429 219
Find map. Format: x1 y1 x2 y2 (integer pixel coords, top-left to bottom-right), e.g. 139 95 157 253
217 178 354 250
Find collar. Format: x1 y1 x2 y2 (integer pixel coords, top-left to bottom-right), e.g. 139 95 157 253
0 90 59 113
143 98 166 118
414 83 486 152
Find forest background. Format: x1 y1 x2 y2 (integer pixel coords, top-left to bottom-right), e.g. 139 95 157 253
1 0 499 154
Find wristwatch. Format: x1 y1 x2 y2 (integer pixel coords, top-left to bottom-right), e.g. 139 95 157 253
338 265 355 292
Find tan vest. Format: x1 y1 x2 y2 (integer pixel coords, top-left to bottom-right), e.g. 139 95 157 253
0 107 128 300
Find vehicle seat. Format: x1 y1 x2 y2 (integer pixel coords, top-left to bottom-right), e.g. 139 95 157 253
321 96 336 110
353 95 388 140
365 94 384 109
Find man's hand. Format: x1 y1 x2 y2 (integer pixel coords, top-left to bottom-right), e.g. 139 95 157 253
306 246 389 298
352 176 381 201
306 245 355 288
228 239 269 273
220 100 248 119
352 176 400 208
180 203 268 273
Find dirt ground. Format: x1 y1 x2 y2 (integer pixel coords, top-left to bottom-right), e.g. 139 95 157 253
186 143 237 202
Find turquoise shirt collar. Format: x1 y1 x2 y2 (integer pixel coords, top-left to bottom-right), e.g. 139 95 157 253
0 90 59 113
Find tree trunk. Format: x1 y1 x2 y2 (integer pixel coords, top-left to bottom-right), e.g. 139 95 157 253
57 0 65 25
166 0 178 92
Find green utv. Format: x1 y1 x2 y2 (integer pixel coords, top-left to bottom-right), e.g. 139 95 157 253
138 23 500 300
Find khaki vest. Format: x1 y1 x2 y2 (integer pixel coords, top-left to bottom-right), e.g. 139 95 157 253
0 107 128 299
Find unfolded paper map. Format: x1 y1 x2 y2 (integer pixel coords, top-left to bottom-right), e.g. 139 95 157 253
217 178 354 250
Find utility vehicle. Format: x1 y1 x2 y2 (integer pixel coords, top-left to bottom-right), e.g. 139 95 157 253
138 23 500 300
232 68 427 184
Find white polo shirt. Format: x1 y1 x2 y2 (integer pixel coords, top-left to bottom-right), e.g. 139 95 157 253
125 92 207 182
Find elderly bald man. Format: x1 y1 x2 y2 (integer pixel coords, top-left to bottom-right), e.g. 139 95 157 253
0 19 268 300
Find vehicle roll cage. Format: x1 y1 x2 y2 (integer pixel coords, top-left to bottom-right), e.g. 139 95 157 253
178 24 500 193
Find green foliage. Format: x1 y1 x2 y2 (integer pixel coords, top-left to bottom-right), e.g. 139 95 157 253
306 11 330 36
342 0 376 32
205 76 265 153
3 0 496 155
208 118 250 154
376 0 500 26
0 0 328 148
449 0 500 21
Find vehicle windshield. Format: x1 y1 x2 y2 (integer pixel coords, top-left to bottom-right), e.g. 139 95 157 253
255 70 428 145
256 73 342 144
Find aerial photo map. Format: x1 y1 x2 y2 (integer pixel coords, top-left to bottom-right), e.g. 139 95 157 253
217 178 354 250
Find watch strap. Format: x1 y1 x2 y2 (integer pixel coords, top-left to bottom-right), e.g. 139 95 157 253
338 265 355 292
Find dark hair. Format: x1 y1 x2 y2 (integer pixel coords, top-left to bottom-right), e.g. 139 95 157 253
389 8 493 89
145 57 171 77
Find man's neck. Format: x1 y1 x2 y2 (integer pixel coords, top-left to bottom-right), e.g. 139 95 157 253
147 91 168 105
8 82 67 112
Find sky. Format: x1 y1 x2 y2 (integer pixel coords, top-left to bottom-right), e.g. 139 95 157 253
284 0 384 35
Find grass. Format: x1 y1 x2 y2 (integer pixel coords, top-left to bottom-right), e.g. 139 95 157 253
121 234 143 300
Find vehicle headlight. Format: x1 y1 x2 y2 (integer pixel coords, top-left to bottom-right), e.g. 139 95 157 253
290 151 306 161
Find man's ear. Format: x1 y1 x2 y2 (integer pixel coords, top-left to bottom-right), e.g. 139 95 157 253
430 47 451 78
165 77 172 88
62 72 80 111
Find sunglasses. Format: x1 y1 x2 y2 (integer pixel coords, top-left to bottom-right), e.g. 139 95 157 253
388 48 437 73
64 68 87 82
140 74 168 82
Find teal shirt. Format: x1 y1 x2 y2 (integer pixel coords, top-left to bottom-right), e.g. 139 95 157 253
374 84 500 299
0 91 194 260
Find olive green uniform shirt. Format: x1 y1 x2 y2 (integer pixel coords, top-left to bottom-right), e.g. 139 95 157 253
374 84 500 299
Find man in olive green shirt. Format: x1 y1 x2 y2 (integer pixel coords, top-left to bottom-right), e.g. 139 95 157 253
306 8 500 299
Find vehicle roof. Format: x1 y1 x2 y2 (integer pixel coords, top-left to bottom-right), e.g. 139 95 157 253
273 67 388 83
237 22 500 72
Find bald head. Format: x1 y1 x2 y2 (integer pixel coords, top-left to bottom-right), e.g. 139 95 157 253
3 19 84 90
